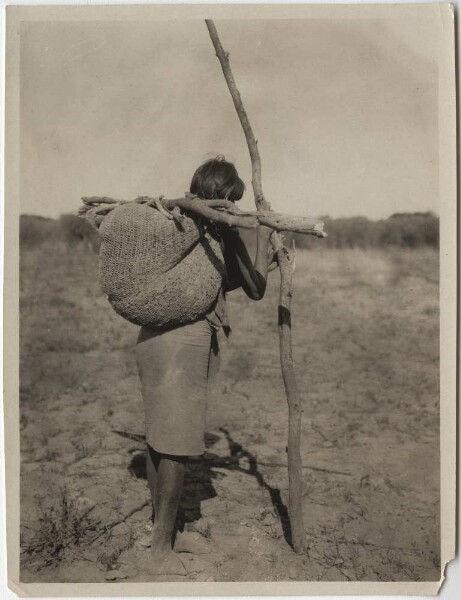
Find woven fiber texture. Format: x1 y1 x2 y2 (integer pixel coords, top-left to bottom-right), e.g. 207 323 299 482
99 203 225 329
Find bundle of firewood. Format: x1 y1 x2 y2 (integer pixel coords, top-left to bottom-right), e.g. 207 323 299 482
78 194 327 237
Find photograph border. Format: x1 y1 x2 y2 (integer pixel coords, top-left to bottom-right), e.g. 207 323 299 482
4 3 457 596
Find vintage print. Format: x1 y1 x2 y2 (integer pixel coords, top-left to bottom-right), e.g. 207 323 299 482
5 3 456 595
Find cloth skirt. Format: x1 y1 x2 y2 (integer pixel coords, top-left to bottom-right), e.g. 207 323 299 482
135 318 220 456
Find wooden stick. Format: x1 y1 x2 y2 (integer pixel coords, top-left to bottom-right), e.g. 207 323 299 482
80 196 326 237
205 19 306 552
81 196 258 229
205 21 268 211
277 245 305 551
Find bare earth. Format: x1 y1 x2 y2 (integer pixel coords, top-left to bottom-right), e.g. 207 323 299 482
19 246 440 582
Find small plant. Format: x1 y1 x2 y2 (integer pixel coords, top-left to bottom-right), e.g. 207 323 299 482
43 448 59 462
201 522 212 539
22 487 101 569
98 548 121 571
74 441 91 461
343 490 354 503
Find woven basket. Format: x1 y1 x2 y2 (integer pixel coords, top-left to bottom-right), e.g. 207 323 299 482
98 203 225 329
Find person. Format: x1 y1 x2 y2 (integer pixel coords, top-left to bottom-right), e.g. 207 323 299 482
135 156 274 576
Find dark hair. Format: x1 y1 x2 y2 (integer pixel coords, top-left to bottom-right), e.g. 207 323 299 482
190 156 245 201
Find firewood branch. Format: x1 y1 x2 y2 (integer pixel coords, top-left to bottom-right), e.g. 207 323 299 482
79 195 326 237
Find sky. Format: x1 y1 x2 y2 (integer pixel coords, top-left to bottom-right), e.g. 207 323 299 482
20 17 440 220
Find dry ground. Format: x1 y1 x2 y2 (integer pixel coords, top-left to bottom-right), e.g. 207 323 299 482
19 244 440 582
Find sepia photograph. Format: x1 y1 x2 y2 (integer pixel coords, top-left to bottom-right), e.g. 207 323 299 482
3 2 456 595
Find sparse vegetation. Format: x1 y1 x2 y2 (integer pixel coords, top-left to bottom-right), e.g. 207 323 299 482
22 487 102 567
20 217 440 582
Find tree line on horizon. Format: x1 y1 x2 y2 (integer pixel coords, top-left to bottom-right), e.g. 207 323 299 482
295 212 439 249
20 211 439 251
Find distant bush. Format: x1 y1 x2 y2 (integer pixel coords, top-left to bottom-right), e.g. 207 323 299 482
20 214 100 251
295 212 439 250
20 215 59 248
59 214 100 251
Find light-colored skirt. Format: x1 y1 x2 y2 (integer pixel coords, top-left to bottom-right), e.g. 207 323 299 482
135 318 219 456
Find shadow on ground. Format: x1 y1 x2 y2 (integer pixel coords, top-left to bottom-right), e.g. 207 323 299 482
116 428 292 546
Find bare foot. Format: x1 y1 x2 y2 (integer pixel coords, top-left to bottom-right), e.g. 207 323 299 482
135 521 154 548
146 550 187 577
174 531 211 555
136 533 153 548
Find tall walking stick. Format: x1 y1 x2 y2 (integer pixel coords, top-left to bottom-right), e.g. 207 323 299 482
205 20 305 552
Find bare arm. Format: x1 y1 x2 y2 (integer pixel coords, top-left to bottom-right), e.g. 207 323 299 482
220 226 273 300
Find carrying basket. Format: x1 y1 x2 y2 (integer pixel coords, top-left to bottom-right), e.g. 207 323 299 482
98 202 225 330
